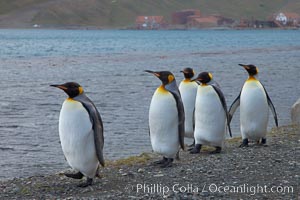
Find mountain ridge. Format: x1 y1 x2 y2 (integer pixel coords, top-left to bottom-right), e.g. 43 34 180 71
0 0 299 28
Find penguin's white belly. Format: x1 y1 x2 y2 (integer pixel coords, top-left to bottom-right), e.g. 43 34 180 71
179 82 198 138
149 91 179 158
240 82 269 140
194 86 226 147
59 99 98 178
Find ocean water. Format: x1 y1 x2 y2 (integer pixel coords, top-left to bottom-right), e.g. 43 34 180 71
0 29 299 179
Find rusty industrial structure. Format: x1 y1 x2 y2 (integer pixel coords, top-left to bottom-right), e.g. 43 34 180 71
135 9 300 30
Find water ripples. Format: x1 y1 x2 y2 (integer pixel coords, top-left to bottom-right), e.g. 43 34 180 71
0 29 299 179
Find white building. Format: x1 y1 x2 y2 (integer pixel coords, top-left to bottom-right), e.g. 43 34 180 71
275 12 287 25
275 12 300 26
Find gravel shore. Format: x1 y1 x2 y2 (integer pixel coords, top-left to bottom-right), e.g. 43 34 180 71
1 125 299 199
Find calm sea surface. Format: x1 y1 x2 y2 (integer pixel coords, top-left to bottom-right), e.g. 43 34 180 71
0 29 299 179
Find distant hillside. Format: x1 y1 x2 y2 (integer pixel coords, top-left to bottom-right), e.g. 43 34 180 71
0 0 300 28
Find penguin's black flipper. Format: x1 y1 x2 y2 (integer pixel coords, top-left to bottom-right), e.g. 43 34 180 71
166 81 185 150
212 85 232 137
193 108 195 134
188 139 195 148
171 91 185 150
228 91 241 124
74 94 105 167
261 85 278 127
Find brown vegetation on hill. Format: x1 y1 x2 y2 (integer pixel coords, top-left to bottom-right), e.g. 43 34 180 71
0 0 300 28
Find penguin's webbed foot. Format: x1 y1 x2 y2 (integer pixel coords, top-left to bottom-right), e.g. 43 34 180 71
239 139 249 148
210 147 222 154
256 138 268 147
160 158 173 168
153 157 168 165
65 171 84 179
189 144 202 154
77 178 93 187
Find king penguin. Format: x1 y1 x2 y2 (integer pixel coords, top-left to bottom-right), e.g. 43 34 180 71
229 64 278 147
51 82 105 187
190 72 232 154
178 68 198 146
145 70 185 168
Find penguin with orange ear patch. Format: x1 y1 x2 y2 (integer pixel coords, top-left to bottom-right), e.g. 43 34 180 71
190 72 231 154
229 64 278 147
179 68 198 146
51 82 104 187
145 70 185 168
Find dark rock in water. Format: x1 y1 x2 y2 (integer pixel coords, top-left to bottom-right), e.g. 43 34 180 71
291 98 300 124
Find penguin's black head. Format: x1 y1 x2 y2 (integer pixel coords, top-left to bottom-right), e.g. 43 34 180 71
180 67 195 79
192 72 213 84
239 64 258 76
145 70 175 85
50 82 83 98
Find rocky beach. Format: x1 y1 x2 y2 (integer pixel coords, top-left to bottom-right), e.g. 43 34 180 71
0 125 299 199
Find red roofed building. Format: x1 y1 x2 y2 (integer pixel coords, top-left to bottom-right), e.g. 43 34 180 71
187 16 219 28
187 15 234 28
135 16 167 29
171 9 233 28
172 9 201 24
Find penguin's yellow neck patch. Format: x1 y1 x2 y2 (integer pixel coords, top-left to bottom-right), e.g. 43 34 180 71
201 83 208 86
157 85 168 94
183 78 191 83
66 98 76 102
247 76 257 82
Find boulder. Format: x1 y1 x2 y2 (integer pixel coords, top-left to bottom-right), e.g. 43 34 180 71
291 98 300 124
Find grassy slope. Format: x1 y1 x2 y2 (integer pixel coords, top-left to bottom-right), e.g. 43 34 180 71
0 0 299 27
0 0 48 15
282 1 300 13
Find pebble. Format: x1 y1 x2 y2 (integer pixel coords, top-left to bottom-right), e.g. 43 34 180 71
12 186 20 193
1 125 299 199
137 168 144 173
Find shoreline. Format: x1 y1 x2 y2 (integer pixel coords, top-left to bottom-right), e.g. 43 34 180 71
1 124 299 199
0 26 299 31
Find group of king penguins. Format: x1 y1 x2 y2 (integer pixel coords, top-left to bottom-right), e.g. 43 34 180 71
50 64 278 187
